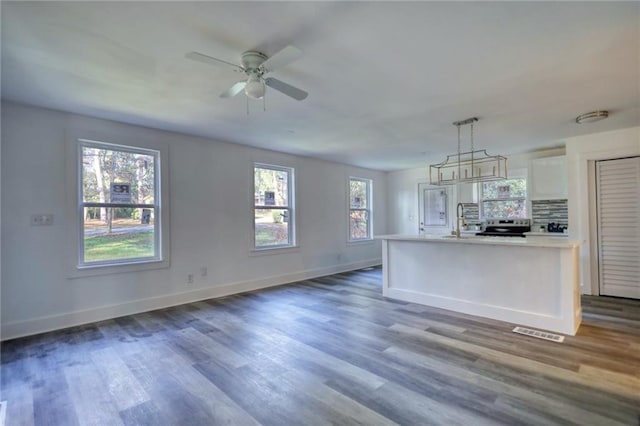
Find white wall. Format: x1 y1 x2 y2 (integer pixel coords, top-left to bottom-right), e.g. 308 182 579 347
565 126 640 295
1 102 387 339
386 148 565 235
387 166 429 235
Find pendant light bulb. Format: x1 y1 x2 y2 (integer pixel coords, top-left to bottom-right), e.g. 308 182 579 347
244 74 265 99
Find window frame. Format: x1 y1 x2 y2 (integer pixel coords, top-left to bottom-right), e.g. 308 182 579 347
66 134 170 278
348 177 373 242
77 140 162 268
253 163 296 250
479 169 528 220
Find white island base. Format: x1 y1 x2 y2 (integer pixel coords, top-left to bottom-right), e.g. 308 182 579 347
379 235 582 336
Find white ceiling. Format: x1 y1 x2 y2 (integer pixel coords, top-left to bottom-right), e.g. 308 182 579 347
2 1 638 171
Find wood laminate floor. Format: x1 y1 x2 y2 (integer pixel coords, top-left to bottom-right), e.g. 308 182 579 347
1 267 639 425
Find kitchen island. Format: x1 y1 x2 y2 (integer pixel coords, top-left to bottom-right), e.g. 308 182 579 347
378 234 583 335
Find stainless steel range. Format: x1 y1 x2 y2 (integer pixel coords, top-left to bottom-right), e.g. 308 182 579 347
476 219 531 237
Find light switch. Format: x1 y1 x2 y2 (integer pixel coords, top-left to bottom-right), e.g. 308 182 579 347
31 214 53 226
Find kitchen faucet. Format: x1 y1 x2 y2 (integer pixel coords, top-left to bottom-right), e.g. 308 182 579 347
456 202 464 238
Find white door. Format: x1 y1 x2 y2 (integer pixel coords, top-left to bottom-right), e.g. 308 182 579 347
596 157 640 298
418 183 449 234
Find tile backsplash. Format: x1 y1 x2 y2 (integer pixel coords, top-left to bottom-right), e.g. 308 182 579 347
531 199 568 230
459 200 568 230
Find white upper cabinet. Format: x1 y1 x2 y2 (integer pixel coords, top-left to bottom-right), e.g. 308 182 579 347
529 156 568 200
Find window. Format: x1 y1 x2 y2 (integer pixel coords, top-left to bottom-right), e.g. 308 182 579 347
254 164 295 249
349 177 372 241
481 176 527 219
79 141 161 267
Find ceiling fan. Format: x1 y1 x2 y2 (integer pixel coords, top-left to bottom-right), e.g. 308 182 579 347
185 45 308 101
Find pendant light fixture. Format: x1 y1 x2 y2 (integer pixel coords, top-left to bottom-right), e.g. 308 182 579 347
429 117 507 185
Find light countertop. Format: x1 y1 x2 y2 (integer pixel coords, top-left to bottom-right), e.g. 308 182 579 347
375 234 582 248
524 231 568 237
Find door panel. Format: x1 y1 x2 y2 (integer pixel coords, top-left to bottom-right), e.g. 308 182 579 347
418 183 449 234
596 157 640 298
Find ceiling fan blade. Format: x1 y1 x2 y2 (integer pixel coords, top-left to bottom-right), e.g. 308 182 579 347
185 51 244 73
261 45 303 72
220 81 247 98
264 77 308 101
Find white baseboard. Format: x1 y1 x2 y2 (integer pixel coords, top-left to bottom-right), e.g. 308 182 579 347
1 259 381 341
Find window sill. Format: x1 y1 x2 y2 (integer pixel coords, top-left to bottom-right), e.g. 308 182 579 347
250 245 300 256
68 258 170 279
347 238 375 246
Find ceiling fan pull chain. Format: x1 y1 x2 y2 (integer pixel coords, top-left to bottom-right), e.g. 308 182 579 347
263 93 266 112
246 95 249 115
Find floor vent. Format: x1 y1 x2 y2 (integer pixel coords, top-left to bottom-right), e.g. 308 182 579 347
512 326 565 343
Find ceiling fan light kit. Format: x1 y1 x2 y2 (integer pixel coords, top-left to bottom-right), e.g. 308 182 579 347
575 110 608 124
244 74 265 99
429 117 508 186
185 45 308 104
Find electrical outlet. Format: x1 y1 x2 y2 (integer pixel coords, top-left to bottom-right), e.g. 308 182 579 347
200 267 207 277
31 214 53 226
187 274 194 284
